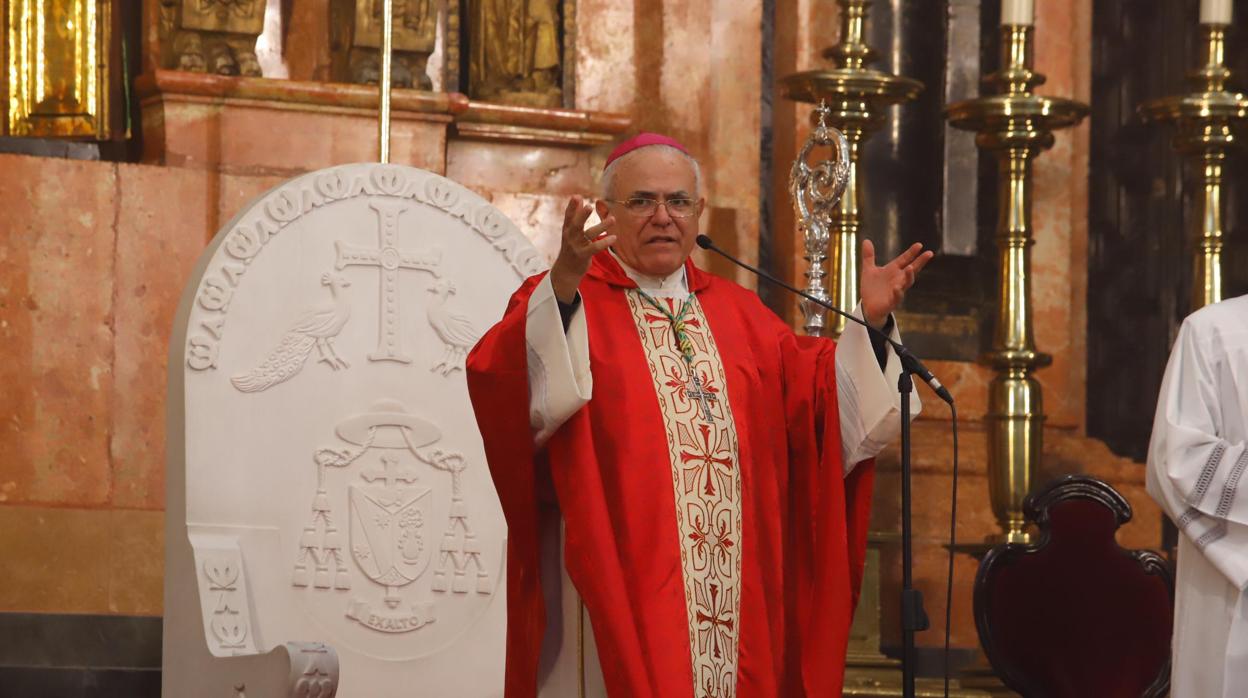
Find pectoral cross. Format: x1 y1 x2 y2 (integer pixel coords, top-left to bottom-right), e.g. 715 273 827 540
687 372 717 422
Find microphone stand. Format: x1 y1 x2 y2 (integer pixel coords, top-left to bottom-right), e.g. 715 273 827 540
696 235 947 698
898 369 924 698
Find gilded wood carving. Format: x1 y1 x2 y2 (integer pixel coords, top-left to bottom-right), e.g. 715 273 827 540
159 0 266 76
4 0 113 137
330 0 437 90
466 0 565 107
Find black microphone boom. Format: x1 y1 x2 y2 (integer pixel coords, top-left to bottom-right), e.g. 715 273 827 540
695 234 953 405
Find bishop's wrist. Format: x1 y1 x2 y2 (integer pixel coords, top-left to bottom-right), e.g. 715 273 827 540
550 266 583 305
863 309 890 330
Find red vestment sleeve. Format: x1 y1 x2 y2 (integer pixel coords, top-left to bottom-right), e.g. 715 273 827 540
465 273 548 698
780 330 876 696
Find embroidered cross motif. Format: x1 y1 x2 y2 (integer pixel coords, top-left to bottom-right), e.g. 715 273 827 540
679 423 734 498
695 582 736 661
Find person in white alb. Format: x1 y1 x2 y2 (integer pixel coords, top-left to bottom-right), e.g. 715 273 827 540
1147 293 1248 698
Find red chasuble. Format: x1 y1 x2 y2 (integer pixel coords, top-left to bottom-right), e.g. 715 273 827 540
466 252 874 697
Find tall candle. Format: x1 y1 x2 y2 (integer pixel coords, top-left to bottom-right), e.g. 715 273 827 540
1001 0 1035 26
1200 0 1233 25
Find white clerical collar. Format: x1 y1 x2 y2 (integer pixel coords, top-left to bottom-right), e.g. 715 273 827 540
609 249 689 299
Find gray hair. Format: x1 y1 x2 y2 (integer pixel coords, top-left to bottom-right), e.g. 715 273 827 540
600 144 702 199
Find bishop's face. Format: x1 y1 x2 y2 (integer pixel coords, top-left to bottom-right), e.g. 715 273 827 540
596 148 705 278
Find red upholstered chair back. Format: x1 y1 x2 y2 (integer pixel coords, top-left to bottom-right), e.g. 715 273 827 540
974 475 1173 698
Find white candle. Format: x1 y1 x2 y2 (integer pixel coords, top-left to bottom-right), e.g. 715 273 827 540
1001 0 1035 26
1200 0 1233 25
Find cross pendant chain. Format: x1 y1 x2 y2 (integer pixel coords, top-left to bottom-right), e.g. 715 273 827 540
638 291 697 363
638 291 716 423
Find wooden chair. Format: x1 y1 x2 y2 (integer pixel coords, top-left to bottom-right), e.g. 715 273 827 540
974 475 1173 698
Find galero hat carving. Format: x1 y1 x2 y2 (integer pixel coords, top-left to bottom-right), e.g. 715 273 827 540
335 399 441 448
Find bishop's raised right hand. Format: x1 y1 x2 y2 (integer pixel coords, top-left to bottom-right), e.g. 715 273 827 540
550 196 616 304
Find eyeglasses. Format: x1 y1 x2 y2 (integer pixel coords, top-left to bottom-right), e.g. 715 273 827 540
606 197 699 219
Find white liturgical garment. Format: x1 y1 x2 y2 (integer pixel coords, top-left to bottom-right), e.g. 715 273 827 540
522 252 922 474
1147 294 1248 698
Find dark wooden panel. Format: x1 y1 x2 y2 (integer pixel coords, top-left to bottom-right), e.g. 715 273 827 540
1087 0 1248 462
854 0 994 361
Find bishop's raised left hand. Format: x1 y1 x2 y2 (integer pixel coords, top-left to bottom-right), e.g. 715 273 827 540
860 239 933 330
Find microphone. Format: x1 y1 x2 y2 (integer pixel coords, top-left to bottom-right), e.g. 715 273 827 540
696 234 953 405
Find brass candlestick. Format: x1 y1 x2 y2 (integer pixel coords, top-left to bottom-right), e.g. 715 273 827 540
780 0 922 337
1140 23 1248 310
946 24 1088 544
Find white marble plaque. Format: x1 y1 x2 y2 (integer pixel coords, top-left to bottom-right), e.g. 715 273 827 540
166 163 546 697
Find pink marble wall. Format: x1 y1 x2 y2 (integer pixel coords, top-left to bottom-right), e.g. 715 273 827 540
137 72 457 177
575 0 637 115
1032 0 1093 433
1 157 117 507
771 0 839 324
575 0 765 284
706 0 764 274
447 140 599 265
0 154 289 614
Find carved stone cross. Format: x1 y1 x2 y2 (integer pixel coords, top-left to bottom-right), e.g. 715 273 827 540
361 454 420 492
335 200 441 363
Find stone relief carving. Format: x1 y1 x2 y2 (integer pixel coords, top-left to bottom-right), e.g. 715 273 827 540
173 163 535 692
330 0 437 90
232 273 353 392
296 400 492 635
287 642 339 698
425 280 482 375
190 166 541 383
335 201 442 364
159 0 265 76
202 552 257 655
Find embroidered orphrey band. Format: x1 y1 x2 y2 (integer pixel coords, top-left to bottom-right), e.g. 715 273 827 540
625 291 742 697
